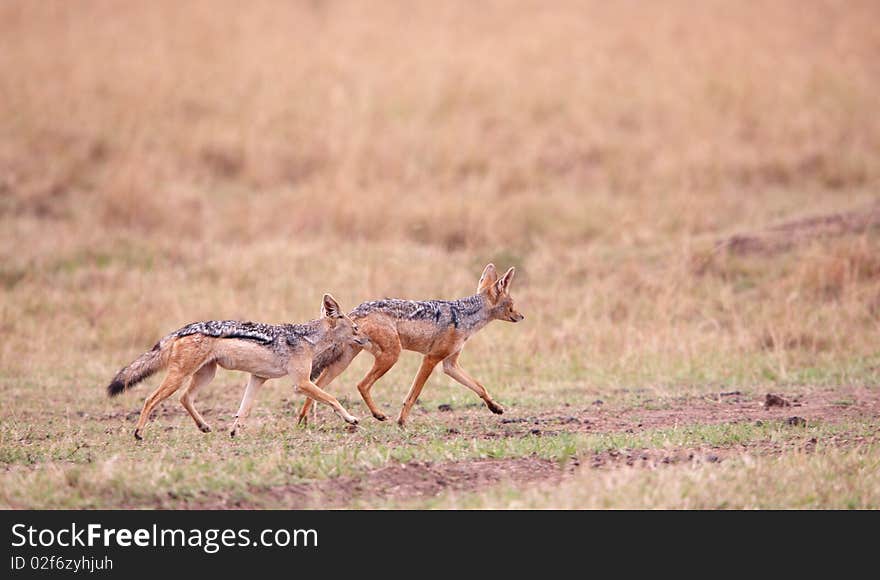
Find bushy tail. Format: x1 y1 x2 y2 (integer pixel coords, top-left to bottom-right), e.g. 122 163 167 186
107 339 172 397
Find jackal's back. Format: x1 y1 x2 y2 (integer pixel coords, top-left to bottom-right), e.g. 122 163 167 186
174 320 320 347
352 295 487 331
175 320 278 344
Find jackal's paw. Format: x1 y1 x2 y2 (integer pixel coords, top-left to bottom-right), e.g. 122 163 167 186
200 424 212 434
487 401 504 415
134 429 143 441
343 415 359 426
372 412 388 422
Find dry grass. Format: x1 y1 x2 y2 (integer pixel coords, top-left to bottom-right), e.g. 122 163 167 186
421 443 880 509
1 1 879 508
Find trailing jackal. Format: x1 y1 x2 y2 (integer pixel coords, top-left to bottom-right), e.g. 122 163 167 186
106 294 368 439
298 264 523 426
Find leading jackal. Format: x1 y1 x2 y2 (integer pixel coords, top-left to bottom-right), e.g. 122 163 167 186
106 294 368 439
298 264 523 426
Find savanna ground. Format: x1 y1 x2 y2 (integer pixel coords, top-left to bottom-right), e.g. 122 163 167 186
2 1 879 509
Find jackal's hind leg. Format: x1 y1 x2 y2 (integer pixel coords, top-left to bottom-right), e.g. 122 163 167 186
134 369 189 440
396 355 441 427
179 362 217 433
296 395 323 427
352 334 400 421
297 396 319 426
442 351 504 415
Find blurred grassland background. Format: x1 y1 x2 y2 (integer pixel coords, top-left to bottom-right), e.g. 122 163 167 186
1 0 879 422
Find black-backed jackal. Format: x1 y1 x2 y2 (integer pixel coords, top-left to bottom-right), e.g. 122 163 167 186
106 294 369 439
298 264 523 426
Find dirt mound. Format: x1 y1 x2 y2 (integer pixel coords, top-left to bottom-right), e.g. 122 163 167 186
715 202 880 257
764 394 792 408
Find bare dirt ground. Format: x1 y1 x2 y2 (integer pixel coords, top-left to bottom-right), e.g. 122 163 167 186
452 387 879 439
173 388 880 509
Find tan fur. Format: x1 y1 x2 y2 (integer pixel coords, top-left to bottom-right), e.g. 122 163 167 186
298 264 523 426
111 295 366 440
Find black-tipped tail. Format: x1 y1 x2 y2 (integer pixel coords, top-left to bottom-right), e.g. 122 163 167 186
106 341 168 397
107 378 127 397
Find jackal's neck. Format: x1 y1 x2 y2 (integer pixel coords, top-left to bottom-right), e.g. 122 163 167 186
453 293 493 334
283 319 324 348
305 318 354 355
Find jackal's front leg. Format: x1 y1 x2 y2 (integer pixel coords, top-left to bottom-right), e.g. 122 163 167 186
442 351 504 415
298 345 363 425
396 355 441 427
295 381 359 426
230 375 267 437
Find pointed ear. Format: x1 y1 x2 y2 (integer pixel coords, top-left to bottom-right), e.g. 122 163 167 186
477 263 498 293
321 294 342 318
495 267 516 295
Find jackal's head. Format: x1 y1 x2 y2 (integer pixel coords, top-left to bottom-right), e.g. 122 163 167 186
320 294 370 347
477 263 524 323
